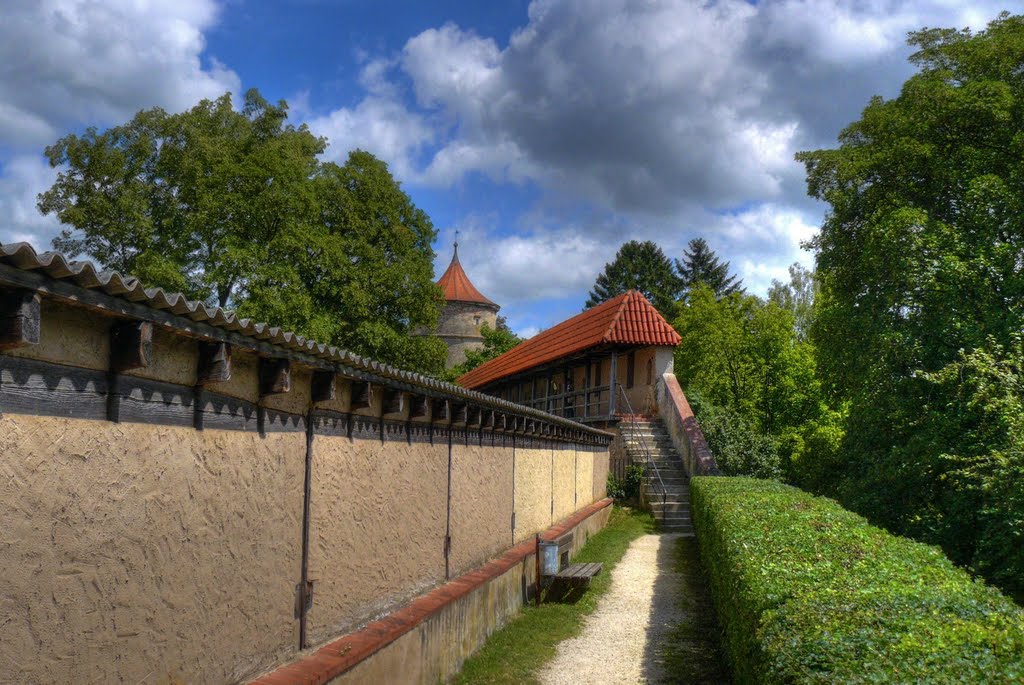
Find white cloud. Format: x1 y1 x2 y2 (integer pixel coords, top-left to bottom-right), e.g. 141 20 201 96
0 0 239 152
0 156 61 247
0 0 240 251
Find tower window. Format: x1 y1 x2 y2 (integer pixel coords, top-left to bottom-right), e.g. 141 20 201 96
474 315 481 326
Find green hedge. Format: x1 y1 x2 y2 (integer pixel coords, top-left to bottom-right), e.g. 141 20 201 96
691 477 1024 684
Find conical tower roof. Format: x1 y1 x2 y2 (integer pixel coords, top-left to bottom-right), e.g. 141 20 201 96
436 243 498 308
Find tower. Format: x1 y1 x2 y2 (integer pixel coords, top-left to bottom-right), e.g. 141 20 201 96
432 242 500 368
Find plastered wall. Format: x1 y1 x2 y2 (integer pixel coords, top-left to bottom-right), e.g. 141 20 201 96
0 414 304 685
306 432 448 646
513 446 554 541
449 440 515 576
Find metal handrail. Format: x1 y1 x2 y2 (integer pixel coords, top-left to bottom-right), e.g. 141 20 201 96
616 386 667 507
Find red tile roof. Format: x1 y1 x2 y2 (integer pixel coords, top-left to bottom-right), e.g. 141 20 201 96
436 245 498 307
458 290 680 389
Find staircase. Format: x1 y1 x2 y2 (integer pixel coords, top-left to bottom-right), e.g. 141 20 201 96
620 417 693 535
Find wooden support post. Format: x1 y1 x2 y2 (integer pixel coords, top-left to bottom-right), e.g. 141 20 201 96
451 402 468 426
350 381 372 410
196 342 231 385
0 289 40 350
109 321 152 373
584 358 592 419
432 398 450 422
259 358 291 397
466 405 481 428
483 409 495 430
609 353 618 416
409 394 429 419
382 388 405 416
311 371 336 403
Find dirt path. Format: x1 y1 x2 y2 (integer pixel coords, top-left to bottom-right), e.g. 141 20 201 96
536 533 727 684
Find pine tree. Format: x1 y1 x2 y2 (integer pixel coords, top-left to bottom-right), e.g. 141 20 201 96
585 240 680 318
676 238 744 300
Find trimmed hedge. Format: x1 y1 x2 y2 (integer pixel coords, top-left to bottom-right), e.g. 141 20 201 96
691 477 1024 684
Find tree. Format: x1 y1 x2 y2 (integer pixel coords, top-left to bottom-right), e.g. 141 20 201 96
585 240 681 318
767 263 816 342
676 238 743 301
38 90 448 375
796 12 1024 599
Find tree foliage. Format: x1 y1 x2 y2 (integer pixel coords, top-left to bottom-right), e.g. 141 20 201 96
674 285 828 480
767 263 816 342
447 317 523 381
585 240 681 318
796 12 1024 600
38 89 447 375
676 238 743 301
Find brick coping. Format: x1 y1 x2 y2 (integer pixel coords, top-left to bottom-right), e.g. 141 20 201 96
250 497 614 685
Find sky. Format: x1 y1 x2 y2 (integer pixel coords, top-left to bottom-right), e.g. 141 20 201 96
0 1 1011 338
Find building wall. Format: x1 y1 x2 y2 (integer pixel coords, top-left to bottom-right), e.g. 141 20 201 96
435 300 499 368
0 299 610 684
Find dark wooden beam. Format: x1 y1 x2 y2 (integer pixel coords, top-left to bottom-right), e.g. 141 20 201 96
311 370 336 403
466 405 481 428
409 394 429 419
608 353 618 416
0 289 40 350
432 398 450 422
196 342 231 385
383 388 405 416
483 409 495 430
350 381 372 410
451 402 468 425
109 321 152 373
259 358 291 397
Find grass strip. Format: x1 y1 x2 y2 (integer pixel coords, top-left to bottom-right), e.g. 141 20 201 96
452 506 655 685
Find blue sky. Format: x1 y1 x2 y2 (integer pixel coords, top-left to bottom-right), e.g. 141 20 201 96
0 0 1010 337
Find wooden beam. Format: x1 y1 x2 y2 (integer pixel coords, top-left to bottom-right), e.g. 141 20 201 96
311 370 336 403
259 358 291 397
196 342 231 385
432 398 450 422
466 405 482 428
350 381 372 410
608 353 618 416
383 388 405 416
483 409 495 430
0 289 40 350
409 394 429 419
109 321 152 373
451 402 468 425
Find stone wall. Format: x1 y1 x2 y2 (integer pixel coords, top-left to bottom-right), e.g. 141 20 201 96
0 288 610 684
434 300 499 368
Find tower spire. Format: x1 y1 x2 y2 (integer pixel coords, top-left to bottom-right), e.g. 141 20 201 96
453 229 460 259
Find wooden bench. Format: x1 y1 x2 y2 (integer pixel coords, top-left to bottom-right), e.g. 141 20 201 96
535 531 602 603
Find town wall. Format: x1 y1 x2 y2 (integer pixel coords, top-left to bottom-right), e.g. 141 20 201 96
0 276 611 685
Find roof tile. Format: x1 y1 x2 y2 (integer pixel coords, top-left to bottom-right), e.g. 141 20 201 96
457 290 680 389
436 247 497 307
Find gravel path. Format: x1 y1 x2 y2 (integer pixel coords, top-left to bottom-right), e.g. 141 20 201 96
537 533 698 685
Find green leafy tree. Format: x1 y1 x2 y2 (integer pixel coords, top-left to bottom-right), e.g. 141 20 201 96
796 12 1024 598
676 238 743 301
37 90 447 374
768 263 816 342
585 240 681 318
447 317 523 381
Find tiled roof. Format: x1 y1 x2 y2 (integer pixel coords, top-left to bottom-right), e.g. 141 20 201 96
436 246 497 307
457 290 680 389
0 241 613 438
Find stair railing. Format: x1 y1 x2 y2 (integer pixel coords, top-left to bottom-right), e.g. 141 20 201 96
616 386 667 507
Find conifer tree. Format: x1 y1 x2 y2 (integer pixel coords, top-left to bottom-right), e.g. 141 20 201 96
585 240 680 318
675 238 744 301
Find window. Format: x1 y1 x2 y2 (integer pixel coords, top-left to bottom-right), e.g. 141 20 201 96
626 351 636 389
646 358 654 386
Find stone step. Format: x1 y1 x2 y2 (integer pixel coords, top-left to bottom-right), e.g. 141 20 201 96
650 502 690 513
